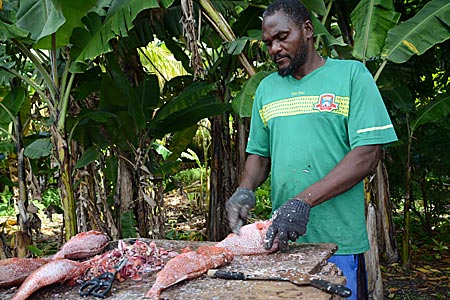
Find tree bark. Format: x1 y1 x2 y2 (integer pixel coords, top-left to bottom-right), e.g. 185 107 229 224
365 203 384 300
52 126 77 241
375 161 399 263
235 118 250 184
208 113 234 241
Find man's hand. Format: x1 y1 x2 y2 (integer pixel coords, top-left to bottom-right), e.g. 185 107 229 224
225 188 256 233
264 198 310 252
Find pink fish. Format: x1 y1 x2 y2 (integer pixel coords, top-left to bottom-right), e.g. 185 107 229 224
11 259 87 300
0 257 52 288
53 230 109 259
145 245 234 299
216 220 279 255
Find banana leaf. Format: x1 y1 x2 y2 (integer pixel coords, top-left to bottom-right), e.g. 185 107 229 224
351 0 400 60
24 138 52 159
15 0 97 48
232 70 271 118
381 85 413 114
381 0 450 63
411 93 450 133
74 146 100 169
166 125 199 162
0 87 27 125
149 81 229 138
301 0 327 16
71 0 175 63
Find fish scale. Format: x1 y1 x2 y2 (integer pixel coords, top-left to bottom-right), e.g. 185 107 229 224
216 220 278 255
53 230 109 259
145 220 280 298
10 259 87 300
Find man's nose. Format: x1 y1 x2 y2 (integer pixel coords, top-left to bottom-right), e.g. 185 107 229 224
269 41 282 55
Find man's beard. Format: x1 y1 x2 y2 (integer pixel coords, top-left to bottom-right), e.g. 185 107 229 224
277 44 307 77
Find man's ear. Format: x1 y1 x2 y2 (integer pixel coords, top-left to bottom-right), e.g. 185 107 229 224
303 20 314 39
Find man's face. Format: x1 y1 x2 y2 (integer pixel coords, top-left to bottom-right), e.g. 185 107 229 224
262 11 308 77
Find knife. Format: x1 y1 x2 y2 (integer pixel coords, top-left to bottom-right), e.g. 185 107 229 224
207 269 352 298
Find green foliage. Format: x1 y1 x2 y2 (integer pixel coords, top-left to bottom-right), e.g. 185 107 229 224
252 178 272 220
232 70 272 118
26 244 43 256
70 0 175 63
351 0 400 60
41 188 61 208
381 0 450 63
165 227 205 241
0 186 14 216
172 168 203 186
24 138 52 159
121 211 137 238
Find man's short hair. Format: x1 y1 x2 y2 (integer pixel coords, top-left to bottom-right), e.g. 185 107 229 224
263 0 311 27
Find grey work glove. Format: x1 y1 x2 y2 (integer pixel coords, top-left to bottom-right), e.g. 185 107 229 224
225 187 256 233
264 198 310 252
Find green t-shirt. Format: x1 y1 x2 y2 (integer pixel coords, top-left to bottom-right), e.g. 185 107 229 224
246 58 398 254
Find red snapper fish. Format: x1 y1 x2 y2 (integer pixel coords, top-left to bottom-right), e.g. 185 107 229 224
216 220 279 255
145 220 279 298
53 230 109 259
0 257 52 288
10 259 87 300
145 245 234 299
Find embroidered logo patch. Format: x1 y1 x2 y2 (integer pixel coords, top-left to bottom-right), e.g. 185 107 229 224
314 93 339 112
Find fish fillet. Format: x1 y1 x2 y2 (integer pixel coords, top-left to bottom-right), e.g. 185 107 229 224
216 220 279 255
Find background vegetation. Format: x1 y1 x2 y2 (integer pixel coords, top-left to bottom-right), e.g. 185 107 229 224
0 3 449 297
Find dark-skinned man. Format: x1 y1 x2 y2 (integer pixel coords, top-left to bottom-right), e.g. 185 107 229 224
226 0 398 299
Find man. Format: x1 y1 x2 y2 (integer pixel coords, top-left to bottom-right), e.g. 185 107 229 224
225 0 398 299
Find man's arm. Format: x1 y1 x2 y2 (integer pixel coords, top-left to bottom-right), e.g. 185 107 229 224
239 154 271 191
225 154 271 233
296 145 381 206
264 145 380 251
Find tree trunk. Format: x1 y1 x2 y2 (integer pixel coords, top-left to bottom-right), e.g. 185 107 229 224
402 136 413 268
208 113 234 241
375 160 399 263
365 155 399 299
365 203 384 300
142 180 165 239
115 159 134 238
52 126 77 241
235 118 250 184
15 114 31 251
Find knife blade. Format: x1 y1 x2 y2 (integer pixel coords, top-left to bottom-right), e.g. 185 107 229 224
207 269 352 298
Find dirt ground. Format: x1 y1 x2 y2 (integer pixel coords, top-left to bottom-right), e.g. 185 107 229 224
0 192 449 300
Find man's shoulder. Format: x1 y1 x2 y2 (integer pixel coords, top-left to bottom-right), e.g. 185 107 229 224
327 58 366 72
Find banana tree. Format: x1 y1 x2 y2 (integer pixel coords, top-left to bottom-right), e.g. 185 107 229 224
0 0 180 240
387 89 450 267
354 0 450 268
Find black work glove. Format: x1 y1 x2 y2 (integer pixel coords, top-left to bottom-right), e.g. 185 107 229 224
225 187 256 233
264 198 310 252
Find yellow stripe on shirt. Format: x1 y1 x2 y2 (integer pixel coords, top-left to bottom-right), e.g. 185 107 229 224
259 96 349 126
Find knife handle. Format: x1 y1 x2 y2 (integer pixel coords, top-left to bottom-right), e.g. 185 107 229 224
207 269 246 280
310 279 352 298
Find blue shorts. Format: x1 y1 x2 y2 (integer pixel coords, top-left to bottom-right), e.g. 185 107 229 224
328 254 368 300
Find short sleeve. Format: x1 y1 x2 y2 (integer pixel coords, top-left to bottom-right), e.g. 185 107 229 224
347 64 398 148
246 87 271 157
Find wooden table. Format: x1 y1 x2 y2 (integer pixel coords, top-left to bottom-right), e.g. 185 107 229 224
0 240 347 300
155 240 346 300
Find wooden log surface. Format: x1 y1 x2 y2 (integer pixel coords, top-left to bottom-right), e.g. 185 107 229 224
0 240 346 300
